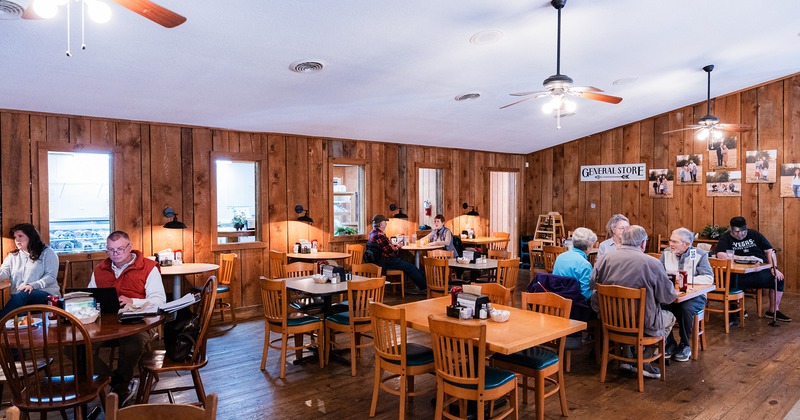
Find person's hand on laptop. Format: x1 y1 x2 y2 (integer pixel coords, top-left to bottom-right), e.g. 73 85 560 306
119 295 134 306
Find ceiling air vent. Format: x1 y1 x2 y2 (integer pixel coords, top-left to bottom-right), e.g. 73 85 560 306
0 0 29 19
289 60 325 74
455 93 481 102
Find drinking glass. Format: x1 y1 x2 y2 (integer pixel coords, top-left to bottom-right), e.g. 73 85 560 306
726 250 735 260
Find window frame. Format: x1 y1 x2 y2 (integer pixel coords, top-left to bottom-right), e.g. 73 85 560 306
210 151 266 251
329 158 370 243
414 163 449 227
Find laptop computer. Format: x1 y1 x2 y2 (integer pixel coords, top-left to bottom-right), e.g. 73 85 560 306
64 287 121 314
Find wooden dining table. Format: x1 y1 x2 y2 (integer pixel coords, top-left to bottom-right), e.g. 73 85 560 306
397 296 586 355
284 275 369 316
675 283 715 303
728 262 774 275
161 263 219 301
286 251 351 264
460 236 509 246
401 243 444 268
448 258 498 283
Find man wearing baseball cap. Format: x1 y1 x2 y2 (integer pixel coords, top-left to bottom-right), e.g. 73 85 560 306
367 214 427 294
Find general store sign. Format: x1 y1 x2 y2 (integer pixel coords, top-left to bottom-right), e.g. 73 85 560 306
580 163 646 182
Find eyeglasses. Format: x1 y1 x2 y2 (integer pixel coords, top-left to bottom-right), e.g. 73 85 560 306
106 243 131 255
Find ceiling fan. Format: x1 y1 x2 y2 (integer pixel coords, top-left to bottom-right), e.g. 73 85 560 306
500 0 622 129
18 0 186 28
663 64 750 140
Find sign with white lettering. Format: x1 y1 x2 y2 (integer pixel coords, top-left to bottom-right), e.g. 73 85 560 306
580 163 647 182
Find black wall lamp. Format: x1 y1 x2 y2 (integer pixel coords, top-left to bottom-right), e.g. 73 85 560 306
462 202 480 217
163 207 187 229
389 203 408 219
295 204 314 224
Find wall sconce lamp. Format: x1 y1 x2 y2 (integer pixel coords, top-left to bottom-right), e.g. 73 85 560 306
295 204 314 224
389 203 408 219
462 202 480 217
163 207 187 229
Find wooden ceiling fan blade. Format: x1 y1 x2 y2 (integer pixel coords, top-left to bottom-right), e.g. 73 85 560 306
577 91 622 104
500 95 541 110
663 127 699 134
716 123 751 132
571 85 604 93
111 0 186 28
510 89 549 97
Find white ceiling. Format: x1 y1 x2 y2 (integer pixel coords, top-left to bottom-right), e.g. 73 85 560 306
1 0 799 154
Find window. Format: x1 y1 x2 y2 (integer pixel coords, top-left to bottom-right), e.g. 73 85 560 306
489 170 518 256
48 152 112 255
215 159 257 245
418 167 443 227
332 163 365 235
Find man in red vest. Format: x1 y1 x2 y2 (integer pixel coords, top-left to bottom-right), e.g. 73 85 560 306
89 230 166 406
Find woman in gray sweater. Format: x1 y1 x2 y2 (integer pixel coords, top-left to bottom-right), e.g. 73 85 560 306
0 223 60 319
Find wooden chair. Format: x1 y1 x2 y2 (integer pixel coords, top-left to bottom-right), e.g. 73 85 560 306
690 310 707 361
0 305 110 419
423 257 450 299
706 258 745 333
745 289 763 318
193 252 238 325
345 243 365 271
352 263 383 278
325 277 386 376
429 316 518 420
385 269 406 298
427 249 453 259
487 249 510 260
285 262 324 313
57 259 71 295
477 283 512 306
647 252 662 260
528 240 546 278
496 258 520 306
656 234 670 253
136 276 218 406
542 245 566 273
596 284 666 392
106 392 217 420
369 302 435 419
259 277 324 378
490 231 510 251
492 292 570 418
269 250 288 278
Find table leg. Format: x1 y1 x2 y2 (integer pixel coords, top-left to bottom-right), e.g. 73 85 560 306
415 251 421 269
171 275 182 301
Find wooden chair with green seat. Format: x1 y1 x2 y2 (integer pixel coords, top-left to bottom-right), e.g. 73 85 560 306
429 316 518 420
528 239 546 277
542 245 566 273
427 249 453 259
477 283 512 306
492 292 570 418
352 263 382 278
259 277 324 378
269 250 287 278
369 302 434 419
489 231 510 251
423 257 450 298
193 253 237 325
707 258 745 333
106 392 217 420
345 243 365 271
496 258 520 306
324 277 386 376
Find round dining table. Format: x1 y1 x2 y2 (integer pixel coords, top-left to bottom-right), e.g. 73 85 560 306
286 252 351 263
160 263 219 301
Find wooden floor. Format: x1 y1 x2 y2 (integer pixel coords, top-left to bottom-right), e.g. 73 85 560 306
7 270 800 419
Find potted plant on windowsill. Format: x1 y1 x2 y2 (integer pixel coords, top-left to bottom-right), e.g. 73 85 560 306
335 226 358 236
699 224 728 239
232 213 246 231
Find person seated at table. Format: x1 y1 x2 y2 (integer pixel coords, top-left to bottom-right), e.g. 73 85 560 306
658 228 713 362
0 223 60 319
89 230 167 407
423 214 455 252
552 227 597 303
590 225 676 378
597 214 629 256
715 216 789 323
367 214 427 295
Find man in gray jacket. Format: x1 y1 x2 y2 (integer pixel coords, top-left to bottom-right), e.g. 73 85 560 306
591 225 677 378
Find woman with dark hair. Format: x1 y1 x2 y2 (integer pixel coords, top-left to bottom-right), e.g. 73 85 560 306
0 223 60 319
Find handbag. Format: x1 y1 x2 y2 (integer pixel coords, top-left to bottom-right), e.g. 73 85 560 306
164 309 201 362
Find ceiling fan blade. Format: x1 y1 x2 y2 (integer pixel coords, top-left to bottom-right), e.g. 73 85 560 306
663 127 700 134
111 0 186 28
510 90 549 97
571 85 604 93
575 91 622 104
716 123 751 132
500 95 541 110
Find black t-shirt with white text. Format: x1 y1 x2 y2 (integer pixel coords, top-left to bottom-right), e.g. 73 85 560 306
716 229 771 262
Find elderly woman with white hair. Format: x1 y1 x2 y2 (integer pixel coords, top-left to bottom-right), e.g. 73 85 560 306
553 227 598 302
597 214 630 256
658 227 713 362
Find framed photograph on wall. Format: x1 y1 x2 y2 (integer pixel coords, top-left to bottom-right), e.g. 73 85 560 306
707 136 738 170
745 149 777 183
706 171 741 197
648 169 673 198
780 164 800 198
676 154 702 185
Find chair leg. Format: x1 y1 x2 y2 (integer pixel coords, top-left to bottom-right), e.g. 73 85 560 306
260 328 270 370
739 296 746 329
565 349 572 373
350 330 358 377
691 314 700 361
398 372 407 419
599 335 609 383
369 363 381 417
434 378 445 420
534 371 545 420
191 370 207 407
317 325 325 369
557 365 569 416
280 332 288 379
700 317 707 350
723 301 730 334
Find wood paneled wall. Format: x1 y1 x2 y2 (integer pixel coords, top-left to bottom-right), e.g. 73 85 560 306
0 112 525 314
524 73 800 292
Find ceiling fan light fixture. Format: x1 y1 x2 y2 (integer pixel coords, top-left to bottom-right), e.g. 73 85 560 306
696 129 710 141
712 129 723 140
86 0 111 23
32 0 58 18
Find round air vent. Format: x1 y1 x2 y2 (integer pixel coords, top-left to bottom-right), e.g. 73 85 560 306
470 30 504 45
289 60 325 74
0 0 29 19
455 93 481 102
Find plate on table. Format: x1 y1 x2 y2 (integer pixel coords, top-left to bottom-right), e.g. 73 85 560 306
5 317 43 329
734 258 759 265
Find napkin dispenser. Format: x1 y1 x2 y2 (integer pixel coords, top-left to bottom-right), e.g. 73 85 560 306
462 250 483 263
456 292 490 319
321 264 347 280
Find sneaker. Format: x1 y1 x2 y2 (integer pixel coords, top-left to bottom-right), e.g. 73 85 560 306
664 342 678 360
673 345 691 362
619 362 634 372
631 363 661 379
765 310 792 322
113 379 138 408
729 314 740 327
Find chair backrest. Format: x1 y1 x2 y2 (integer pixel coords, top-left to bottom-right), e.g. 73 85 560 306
351 263 382 278
218 253 238 285
521 292 572 319
478 283 512 306
0 305 97 409
370 302 408 367
490 232 510 251
656 234 670 253
542 245 567 272
647 252 662 260
345 244 366 269
696 243 713 252
423 257 450 296
191 276 219 364
260 277 288 328
487 249 510 260
347 277 386 324
596 284 646 340
269 250 288 278
57 260 71 294
496 258 520 289
528 239 544 251
427 249 454 260
106 392 218 420
285 262 316 278
428 316 487 392
708 258 732 294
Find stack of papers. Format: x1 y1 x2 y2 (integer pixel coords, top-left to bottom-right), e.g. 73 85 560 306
117 293 200 319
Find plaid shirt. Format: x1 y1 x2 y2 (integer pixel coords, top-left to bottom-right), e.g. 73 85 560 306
368 228 398 258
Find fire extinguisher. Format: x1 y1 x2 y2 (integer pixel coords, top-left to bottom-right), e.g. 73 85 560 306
424 199 432 216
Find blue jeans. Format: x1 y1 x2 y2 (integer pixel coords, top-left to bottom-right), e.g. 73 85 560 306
794 184 800 197
0 289 52 319
381 257 427 290
664 295 707 347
